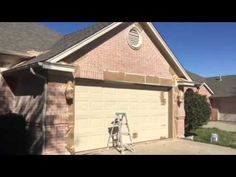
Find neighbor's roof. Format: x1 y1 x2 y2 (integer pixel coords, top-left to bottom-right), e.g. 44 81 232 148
187 70 236 97
0 22 62 55
186 70 206 83
25 22 113 65
206 75 236 97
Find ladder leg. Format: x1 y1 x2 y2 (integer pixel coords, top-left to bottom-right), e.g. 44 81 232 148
119 121 124 154
109 113 135 154
107 120 116 149
124 114 135 152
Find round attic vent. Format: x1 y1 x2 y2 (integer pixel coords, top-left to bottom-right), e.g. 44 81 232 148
128 27 142 49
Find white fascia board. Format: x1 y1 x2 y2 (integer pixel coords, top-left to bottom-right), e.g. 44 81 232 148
0 49 32 58
177 81 195 86
47 22 123 63
38 62 75 73
0 67 8 72
146 22 192 81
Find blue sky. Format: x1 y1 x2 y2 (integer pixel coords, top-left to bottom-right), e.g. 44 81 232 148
41 22 236 77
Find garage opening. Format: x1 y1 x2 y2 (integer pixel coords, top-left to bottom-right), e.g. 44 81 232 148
74 79 171 152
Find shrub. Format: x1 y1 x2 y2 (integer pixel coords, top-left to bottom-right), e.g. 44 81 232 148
184 90 211 132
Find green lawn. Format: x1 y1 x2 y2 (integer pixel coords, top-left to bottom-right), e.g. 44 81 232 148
193 128 236 149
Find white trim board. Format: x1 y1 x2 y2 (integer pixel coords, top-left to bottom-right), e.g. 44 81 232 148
38 62 75 73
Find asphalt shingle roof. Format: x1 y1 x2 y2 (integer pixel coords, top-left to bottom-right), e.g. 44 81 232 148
206 75 236 97
0 22 62 54
25 22 113 65
187 70 236 97
186 70 206 83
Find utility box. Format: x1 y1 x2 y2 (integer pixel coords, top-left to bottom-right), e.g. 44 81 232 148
210 133 219 143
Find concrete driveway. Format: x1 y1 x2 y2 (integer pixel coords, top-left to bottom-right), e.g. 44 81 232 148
86 139 236 155
203 121 236 132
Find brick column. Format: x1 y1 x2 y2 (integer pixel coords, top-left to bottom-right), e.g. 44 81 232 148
210 98 219 121
175 88 185 138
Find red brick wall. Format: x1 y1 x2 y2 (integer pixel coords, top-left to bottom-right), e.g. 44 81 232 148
0 74 44 154
43 71 74 155
198 85 212 99
65 23 176 80
174 88 185 138
175 118 185 138
209 98 217 121
13 94 44 154
211 107 219 120
212 97 236 122
0 75 14 114
1 71 73 154
44 82 69 154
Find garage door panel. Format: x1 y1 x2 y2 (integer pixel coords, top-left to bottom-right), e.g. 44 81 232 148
75 127 108 136
74 102 90 111
102 102 117 110
74 83 169 152
134 129 168 142
78 94 104 102
75 135 109 152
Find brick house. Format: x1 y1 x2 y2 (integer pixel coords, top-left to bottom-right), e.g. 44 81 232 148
0 22 62 154
187 71 236 122
1 22 213 154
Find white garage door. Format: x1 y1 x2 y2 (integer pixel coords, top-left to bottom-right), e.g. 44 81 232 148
74 82 169 152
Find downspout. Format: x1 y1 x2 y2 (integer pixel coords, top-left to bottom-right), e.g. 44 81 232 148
30 67 47 154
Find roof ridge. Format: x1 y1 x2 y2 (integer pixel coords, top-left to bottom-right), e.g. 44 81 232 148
36 22 63 37
207 75 236 78
63 22 111 37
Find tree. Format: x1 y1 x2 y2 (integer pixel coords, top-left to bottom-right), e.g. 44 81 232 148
184 90 211 133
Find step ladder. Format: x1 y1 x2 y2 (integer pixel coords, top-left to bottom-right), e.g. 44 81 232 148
107 113 135 154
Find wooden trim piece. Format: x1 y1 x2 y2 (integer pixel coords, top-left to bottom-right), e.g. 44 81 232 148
103 71 175 87
124 73 145 83
146 76 160 84
103 71 125 82
168 87 175 138
65 80 76 154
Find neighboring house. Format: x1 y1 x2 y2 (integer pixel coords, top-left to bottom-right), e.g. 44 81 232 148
0 22 62 87
207 75 236 121
0 23 62 117
0 22 62 68
0 22 200 154
187 71 236 122
186 71 214 100
0 22 62 154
